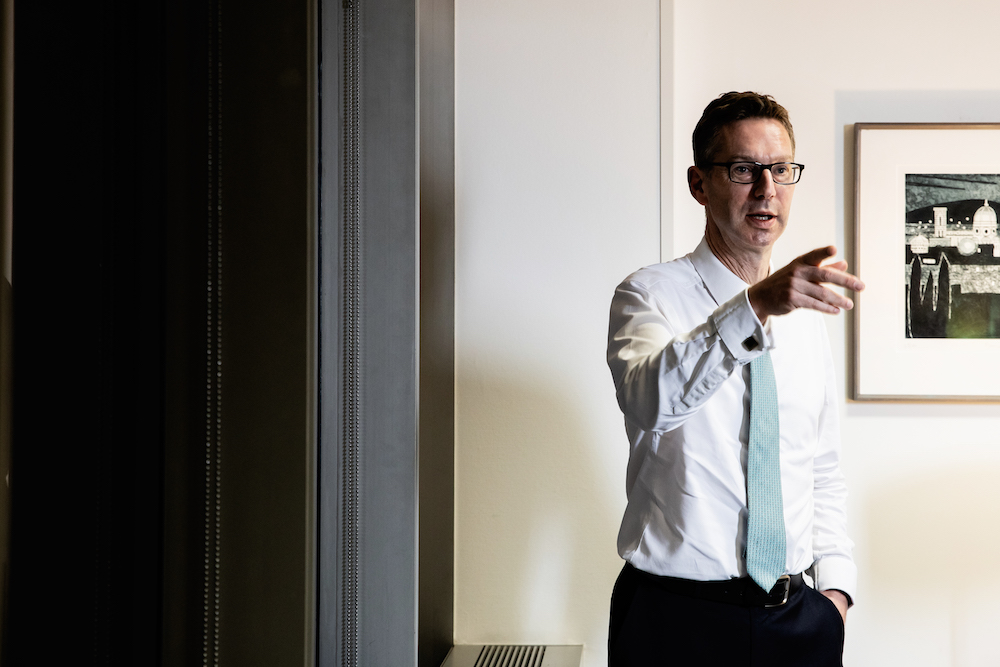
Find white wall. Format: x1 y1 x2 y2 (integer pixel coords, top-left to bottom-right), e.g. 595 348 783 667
454 1 659 663
455 1 1000 665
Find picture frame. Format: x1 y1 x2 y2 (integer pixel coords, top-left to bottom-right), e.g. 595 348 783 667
853 123 1000 401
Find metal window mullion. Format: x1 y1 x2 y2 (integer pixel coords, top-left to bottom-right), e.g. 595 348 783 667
340 1 363 666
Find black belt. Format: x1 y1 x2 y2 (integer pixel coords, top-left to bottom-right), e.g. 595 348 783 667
628 563 803 607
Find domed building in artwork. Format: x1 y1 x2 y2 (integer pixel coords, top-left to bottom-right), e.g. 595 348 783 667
972 199 998 239
918 200 1000 257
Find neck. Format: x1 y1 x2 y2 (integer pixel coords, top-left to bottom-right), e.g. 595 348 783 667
705 223 771 285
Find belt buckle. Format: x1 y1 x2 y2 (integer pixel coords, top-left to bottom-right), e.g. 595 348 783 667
764 575 791 608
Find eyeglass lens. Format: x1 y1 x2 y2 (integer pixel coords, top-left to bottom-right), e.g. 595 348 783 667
730 162 800 184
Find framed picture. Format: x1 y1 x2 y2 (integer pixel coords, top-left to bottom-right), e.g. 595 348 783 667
854 123 1000 401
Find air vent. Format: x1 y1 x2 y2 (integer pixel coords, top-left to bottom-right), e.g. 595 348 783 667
441 645 583 667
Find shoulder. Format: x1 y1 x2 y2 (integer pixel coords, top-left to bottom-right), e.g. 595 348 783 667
618 254 701 296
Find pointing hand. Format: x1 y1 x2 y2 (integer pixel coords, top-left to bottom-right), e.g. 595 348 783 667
748 246 865 323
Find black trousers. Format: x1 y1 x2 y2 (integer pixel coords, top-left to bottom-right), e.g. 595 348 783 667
609 564 845 667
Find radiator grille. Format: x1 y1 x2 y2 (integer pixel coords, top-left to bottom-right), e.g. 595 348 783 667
442 643 581 667
474 645 545 667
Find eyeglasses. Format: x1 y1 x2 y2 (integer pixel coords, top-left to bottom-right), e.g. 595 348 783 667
708 161 805 185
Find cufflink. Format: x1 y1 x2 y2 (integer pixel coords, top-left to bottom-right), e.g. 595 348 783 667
743 336 759 351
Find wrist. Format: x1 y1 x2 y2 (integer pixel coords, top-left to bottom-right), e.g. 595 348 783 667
747 284 769 324
823 588 852 607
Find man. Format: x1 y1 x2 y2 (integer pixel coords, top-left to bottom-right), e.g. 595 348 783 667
606 92 862 666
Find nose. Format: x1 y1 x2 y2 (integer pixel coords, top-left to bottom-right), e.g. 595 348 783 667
753 168 777 199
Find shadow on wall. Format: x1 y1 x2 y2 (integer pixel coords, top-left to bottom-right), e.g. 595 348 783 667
457 363 625 647
864 465 1000 663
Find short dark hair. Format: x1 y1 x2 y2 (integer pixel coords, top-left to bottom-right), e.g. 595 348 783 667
692 91 795 167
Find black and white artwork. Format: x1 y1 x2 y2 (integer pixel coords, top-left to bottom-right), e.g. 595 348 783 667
855 123 1000 399
904 174 1000 339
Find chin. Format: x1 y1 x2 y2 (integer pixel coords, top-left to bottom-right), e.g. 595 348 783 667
743 232 781 251
748 223 784 243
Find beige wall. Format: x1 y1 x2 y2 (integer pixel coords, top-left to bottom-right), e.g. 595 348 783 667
455 1 1000 665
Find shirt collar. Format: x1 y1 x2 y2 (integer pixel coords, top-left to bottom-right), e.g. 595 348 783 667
690 237 753 306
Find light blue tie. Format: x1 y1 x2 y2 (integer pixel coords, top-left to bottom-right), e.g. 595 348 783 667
745 350 786 592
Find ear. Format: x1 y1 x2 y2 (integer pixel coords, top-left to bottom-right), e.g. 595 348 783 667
688 165 710 206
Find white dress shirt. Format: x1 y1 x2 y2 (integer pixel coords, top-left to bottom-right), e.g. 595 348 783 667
608 238 857 600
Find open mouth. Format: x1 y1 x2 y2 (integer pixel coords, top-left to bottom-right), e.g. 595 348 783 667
748 213 775 222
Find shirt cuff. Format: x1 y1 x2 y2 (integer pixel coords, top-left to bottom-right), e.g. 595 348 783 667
808 556 858 606
711 289 767 363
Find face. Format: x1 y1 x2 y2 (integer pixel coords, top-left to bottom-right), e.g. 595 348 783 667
688 118 795 261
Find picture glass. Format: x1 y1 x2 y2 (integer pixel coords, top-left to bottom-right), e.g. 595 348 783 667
904 174 1000 339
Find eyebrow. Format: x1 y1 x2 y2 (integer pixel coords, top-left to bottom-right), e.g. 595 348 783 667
726 154 793 162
